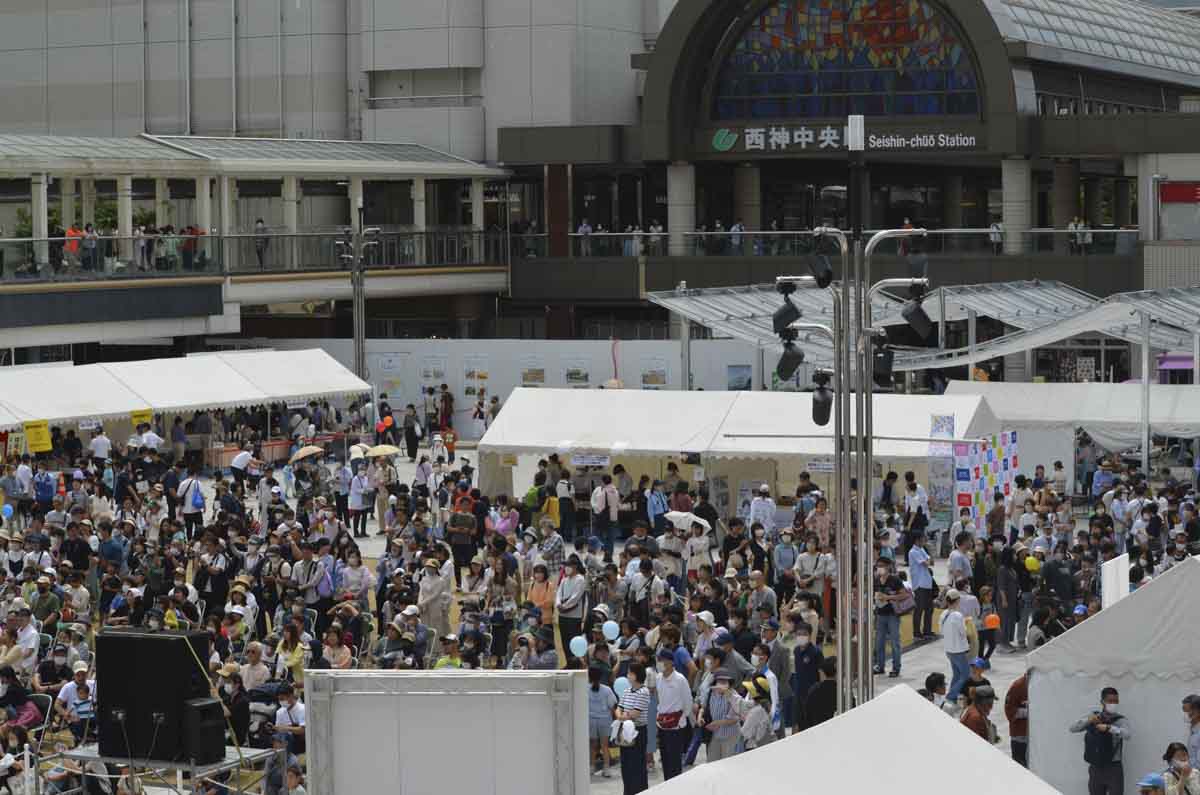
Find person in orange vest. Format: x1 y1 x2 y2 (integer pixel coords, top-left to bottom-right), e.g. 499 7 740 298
442 425 458 464
64 224 82 271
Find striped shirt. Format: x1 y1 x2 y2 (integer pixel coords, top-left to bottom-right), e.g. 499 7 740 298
618 686 651 727
705 691 739 739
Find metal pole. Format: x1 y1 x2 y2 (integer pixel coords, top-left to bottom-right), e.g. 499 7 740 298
831 291 849 715
967 309 978 381
938 289 947 349
1142 311 1151 475
677 281 691 391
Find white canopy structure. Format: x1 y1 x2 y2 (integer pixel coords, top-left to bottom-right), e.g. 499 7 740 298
479 388 998 459
1027 556 1200 795
946 380 1200 451
0 349 369 430
646 685 1058 795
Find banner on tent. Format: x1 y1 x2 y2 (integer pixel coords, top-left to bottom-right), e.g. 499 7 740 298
952 432 1019 529
130 409 153 426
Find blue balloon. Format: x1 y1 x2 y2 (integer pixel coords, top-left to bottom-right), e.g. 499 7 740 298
0 505 10 519
613 677 630 697
602 620 620 641
568 635 588 658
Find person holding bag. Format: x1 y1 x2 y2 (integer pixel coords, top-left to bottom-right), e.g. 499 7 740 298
615 663 650 794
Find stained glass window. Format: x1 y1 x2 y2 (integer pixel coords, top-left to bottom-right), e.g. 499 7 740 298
713 0 980 120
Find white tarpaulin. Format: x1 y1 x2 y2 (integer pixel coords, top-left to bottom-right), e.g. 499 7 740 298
0 349 369 430
478 389 999 459
707 392 999 459
647 685 1058 795
946 380 1200 451
1027 556 1200 795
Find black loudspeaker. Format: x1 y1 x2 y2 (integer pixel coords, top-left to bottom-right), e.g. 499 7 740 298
96 629 212 762
183 698 227 765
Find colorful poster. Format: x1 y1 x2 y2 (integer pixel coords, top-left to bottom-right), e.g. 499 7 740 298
564 358 590 388
519 356 546 388
641 358 669 390
727 364 752 391
929 414 955 457
372 352 407 402
951 433 1019 530
463 354 489 398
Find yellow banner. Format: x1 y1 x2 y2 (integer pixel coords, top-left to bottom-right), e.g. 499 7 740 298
23 421 51 453
500 453 518 467
130 409 153 426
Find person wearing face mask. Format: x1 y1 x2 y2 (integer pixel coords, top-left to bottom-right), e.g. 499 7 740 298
216 665 250 745
1163 741 1200 795
271 683 305 755
1070 686 1132 795
872 559 905 677
697 668 740 762
33 643 72 697
1183 695 1200 769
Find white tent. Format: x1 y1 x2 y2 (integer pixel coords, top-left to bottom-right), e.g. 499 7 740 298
0 349 369 430
1027 555 1200 794
646 685 1058 795
946 380 1200 451
477 389 1001 497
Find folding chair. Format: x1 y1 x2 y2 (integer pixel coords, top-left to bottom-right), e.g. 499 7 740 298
28 693 54 753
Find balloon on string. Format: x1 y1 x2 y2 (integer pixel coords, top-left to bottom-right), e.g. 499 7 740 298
613 677 630 697
0 505 11 519
568 635 588 658
602 620 619 641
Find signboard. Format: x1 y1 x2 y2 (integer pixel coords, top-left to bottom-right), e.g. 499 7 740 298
1159 182 1200 204
500 453 518 467
570 454 610 468
23 420 52 453
77 417 102 432
130 409 153 426
706 123 981 156
952 432 1019 530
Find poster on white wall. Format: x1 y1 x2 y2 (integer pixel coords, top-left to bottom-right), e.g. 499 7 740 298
709 475 731 518
371 352 407 403
420 356 447 386
564 358 591 388
463 355 489 399
736 480 757 519
520 356 546 388
641 358 668 390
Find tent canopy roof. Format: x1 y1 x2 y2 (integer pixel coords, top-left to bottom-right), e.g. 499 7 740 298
645 685 1057 795
945 380 1200 431
479 388 999 460
0 349 368 430
1027 555 1200 679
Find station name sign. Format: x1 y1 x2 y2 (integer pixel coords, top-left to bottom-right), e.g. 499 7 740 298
710 125 979 154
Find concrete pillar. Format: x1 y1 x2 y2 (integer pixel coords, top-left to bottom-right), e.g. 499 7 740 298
282 176 299 269
1084 178 1103 227
733 164 761 233
667 162 696 256
117 175 134 265
1115 180 1133 227
470 177 485 231
1001 157 1032 255
60 177 76 228
155 178 170 228
349 177 364 236
218 175 235 269
30 173 49 269
1052 159 1080 253
545 165 569 257
412 177 427 265
81 177 96 226
943 174 963 229
195 177 212 233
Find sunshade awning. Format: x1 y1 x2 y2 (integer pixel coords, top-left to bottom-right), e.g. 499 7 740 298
0 349 369 430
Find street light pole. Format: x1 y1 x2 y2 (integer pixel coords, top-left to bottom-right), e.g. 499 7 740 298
338 202 379 381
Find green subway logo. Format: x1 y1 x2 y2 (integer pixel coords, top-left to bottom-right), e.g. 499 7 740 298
712 128 738 152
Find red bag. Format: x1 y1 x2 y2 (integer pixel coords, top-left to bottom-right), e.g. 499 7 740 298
657 710 683 730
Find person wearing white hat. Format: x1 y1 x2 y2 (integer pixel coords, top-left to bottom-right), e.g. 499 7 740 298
940 588 971 704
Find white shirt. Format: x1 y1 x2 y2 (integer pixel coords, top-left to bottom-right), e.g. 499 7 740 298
940 609 969 654
655 669 693 726
14 464 32 495
231 451 252 471
141 430 165 450
748 496 776 536
89 435 112 459
275 701 305 728
16 623 39 674
240 662 270 692
57 679 97 712
178 477 203 515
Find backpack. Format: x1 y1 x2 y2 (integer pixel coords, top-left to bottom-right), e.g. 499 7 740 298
34 472 57 503
524 485 543 509
189 479 205 511
316 565 334 599
1083 714 1120 767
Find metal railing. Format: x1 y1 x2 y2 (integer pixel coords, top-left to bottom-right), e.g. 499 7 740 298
0 230 509 283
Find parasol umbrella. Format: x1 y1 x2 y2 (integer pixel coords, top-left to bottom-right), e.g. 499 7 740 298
365 444 402 458
665 511 710 531
288 445 325 465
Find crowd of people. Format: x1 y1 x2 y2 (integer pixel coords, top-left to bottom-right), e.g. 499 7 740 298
1 390 1198 794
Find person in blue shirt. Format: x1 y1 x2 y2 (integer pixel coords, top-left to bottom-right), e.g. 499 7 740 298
646 481 669 535
908 533 935 640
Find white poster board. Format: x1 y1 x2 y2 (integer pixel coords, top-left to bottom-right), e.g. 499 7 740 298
1101 552 1130 609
